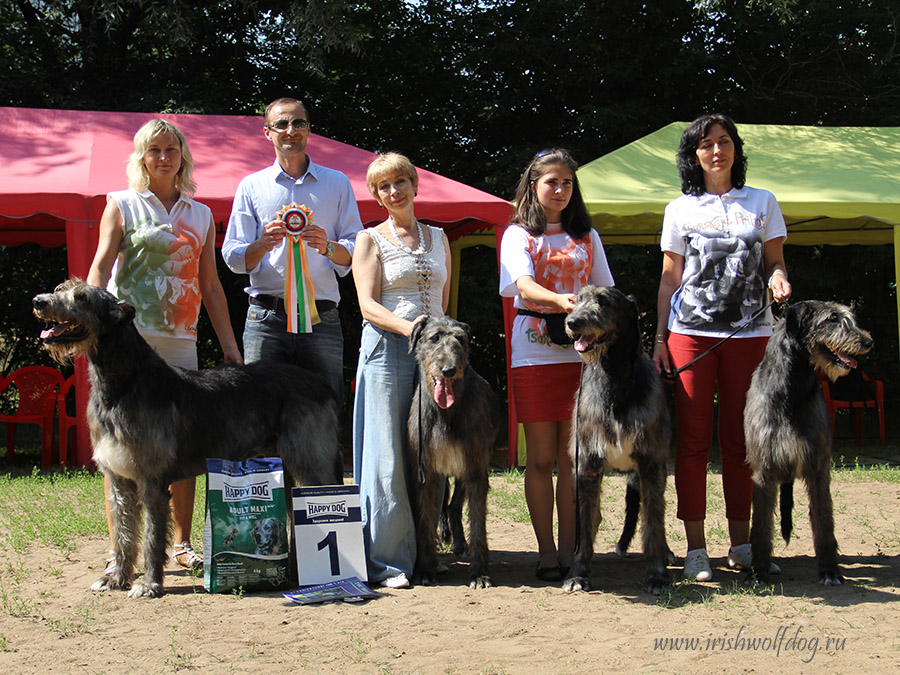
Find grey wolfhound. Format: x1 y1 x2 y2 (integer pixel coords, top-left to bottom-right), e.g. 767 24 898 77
407 316 500 589
33 279 342 598
744 300 872 586
562 286 671 594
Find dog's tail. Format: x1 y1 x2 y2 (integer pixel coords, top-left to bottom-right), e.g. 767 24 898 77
779 481 794 544
615 473 641 556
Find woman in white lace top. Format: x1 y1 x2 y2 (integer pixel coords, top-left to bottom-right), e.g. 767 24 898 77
352 152 451 588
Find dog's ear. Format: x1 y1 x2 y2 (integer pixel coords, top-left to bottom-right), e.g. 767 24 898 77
114 300 136 325
625 294 640 319
408 316 428 353
458 320 472 344
783 301 811 336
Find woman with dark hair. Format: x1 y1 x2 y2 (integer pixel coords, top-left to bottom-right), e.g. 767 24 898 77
652 114 792 582
499 148 614 581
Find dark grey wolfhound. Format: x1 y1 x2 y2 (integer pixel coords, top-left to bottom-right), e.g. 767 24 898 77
33 280 342 598
744 300 872 586
407 316 500 589
562 286 671 594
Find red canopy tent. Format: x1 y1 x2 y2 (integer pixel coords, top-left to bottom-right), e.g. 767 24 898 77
0 106 514 467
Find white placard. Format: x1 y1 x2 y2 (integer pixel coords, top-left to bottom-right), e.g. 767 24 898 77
292 485 367 587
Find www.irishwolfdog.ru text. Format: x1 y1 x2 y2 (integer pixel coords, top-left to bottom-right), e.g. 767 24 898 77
652 625 845 663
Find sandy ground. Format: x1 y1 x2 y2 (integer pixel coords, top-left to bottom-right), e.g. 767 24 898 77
0 472 898 674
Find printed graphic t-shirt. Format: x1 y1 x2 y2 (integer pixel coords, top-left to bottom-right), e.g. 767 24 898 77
499 224 615 367
108 188 210 340
660 186 787 339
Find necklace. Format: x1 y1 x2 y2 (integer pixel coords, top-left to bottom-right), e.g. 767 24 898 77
389 217 426 256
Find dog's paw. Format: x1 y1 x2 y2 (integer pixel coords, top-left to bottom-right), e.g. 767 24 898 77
469 575 493 589
647 574 670 596
127 580 163 598
819 571 845 587
562 576 590 593
416 572 437 587
91 575 121 593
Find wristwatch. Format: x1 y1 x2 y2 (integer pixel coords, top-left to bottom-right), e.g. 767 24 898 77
324 241 336 258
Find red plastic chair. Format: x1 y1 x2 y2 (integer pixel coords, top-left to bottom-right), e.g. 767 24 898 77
820 369 885 445
1 366 64 468
57 375 78 468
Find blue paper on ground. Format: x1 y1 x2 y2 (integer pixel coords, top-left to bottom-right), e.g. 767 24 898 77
283 577 380 605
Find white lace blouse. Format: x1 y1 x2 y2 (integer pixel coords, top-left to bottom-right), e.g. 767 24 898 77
365 224 448 322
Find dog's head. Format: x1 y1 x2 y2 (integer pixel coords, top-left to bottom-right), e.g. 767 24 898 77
32 279 136 363
565 286 640 361
408 316 471 409
782 300 873 382
251 517 285 554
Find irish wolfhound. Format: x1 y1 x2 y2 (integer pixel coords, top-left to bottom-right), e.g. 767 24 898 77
33 280 342 598
562 286 671 594
407 316 499 589
744 300 873 586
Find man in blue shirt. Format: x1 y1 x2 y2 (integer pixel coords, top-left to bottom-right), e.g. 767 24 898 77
223 97 363 402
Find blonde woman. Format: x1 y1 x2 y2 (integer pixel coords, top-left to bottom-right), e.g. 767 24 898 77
352 152 451 588
88 119 241 574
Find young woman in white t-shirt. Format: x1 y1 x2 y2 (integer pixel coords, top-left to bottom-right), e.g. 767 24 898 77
499 149 614 581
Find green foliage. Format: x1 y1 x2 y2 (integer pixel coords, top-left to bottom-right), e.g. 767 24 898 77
0 244 69 374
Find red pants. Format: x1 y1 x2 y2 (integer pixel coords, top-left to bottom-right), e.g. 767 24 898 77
667 333 769 522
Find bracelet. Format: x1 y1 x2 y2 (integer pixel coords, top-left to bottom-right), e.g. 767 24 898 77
655 338 665 344
768 269 787 289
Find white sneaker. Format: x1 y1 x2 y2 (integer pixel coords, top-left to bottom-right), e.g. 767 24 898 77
683 549 713 581
728 543 781 574
380 573 410 589
727 543 753 568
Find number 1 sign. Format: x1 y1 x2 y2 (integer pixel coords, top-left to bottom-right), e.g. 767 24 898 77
292 485 367 586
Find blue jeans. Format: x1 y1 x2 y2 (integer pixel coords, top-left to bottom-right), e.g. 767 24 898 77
352 323 416 581
242 303 344 403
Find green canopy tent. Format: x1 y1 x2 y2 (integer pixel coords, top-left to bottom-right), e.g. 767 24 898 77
578 122 900 354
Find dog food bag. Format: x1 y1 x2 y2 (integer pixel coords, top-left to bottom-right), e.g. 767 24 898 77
204 457 290 593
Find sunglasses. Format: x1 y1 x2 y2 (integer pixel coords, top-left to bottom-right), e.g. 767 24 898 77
266 118 309 132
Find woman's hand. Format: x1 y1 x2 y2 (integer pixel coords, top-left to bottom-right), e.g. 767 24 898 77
223 345 244 365
558 292 577 313
515 276 576 313
652 340 673 380
764 239 791 303
405 314 427 338
768 270 792 303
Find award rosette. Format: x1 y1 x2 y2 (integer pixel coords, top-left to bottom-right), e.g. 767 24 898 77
276 202 320 334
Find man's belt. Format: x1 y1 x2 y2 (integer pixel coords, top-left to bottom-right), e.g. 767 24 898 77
250 294 336 314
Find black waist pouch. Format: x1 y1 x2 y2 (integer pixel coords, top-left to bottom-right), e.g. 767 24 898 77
517 309 574 346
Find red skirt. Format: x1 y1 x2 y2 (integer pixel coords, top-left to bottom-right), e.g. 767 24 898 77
511 362 583 423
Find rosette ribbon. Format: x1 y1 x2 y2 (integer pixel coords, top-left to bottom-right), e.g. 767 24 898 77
276 202 320 333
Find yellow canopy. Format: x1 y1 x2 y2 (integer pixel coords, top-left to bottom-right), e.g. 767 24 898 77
578 122 899 245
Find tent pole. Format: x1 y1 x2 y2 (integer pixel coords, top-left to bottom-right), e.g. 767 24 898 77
895 225 900 369
66 219 98 469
